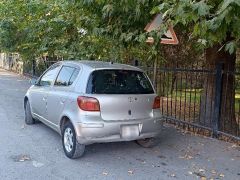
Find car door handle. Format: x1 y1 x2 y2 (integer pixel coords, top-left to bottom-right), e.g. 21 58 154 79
60 98 66 104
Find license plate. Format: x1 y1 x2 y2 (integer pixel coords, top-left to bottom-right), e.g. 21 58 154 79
121 125 139 140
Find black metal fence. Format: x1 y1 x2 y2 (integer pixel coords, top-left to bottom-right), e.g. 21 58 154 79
143 63 240 142
23 59 59 77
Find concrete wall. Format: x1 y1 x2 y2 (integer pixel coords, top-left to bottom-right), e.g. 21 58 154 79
0 53 9 69
0 53 23 74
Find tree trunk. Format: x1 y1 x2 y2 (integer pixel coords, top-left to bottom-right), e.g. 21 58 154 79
200 43 238 135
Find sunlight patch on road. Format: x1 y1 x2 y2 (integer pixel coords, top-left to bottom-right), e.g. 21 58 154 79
0 77 19 81
0 73 15 76
0 88 27 92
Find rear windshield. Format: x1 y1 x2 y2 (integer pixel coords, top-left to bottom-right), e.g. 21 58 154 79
86 70 154 94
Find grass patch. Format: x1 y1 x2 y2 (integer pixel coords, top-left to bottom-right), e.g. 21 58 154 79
159 88 240 112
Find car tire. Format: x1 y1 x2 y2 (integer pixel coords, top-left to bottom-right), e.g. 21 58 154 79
25 100 35 125
135 138 158 148
62 121 85 159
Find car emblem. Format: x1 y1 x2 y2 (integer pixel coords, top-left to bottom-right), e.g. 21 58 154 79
128 97 137 102
128 110 131 115
128 97 133 102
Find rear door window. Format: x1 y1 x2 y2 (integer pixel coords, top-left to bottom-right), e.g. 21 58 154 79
69 68 80 85
86 70 154 94
55 66 79 86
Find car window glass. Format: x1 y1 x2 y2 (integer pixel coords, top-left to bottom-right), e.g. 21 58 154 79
55 66 79 86
39 64 60 86
86 70 154 94
69 68 80 85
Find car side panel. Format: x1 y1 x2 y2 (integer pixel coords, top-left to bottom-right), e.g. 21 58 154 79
47 87 70 126
29 86 49 120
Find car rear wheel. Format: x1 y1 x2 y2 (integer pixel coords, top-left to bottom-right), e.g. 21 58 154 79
135 138 157 148
62 121 85 159
25 100 35 125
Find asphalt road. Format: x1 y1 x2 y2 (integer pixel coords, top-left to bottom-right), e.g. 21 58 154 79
0 68 239 180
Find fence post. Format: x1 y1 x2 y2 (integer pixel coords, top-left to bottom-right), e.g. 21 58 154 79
32 59 36 76
212 63 223 138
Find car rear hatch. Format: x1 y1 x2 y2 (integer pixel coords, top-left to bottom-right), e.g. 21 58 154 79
86 69 156 121
95 94 156 121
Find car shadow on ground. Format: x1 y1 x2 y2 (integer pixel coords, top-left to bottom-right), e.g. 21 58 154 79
33 120 167 157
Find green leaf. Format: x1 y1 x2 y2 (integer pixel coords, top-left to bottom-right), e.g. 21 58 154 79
150 3 169 14
162 8 173 19
217 0 235 14
102 4 113 18
225 41 237 54
137 33 146 43
192 0 211 16
197 39 207 46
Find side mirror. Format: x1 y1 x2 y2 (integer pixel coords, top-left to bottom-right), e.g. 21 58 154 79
29 78 37 85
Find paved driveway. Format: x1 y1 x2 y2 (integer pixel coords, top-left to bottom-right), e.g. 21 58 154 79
0 68 239 180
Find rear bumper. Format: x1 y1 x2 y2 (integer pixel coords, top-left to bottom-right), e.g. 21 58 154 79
75 117 163 145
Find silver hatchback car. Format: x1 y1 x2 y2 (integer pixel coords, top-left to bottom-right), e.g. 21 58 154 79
24 61 163 158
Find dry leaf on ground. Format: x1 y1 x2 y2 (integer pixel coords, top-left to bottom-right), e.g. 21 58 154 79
211 170 217 174
128 170 134 175
15 154 31 162
102 171 108 176
32 161 44 168
219 173 225 177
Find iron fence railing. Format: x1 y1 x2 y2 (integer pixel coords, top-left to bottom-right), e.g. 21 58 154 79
142 64 240 141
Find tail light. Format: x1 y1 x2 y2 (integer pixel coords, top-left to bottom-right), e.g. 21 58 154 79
153 96 160 109
77 96 100 111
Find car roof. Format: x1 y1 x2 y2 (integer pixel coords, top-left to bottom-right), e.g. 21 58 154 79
60 60 143 72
